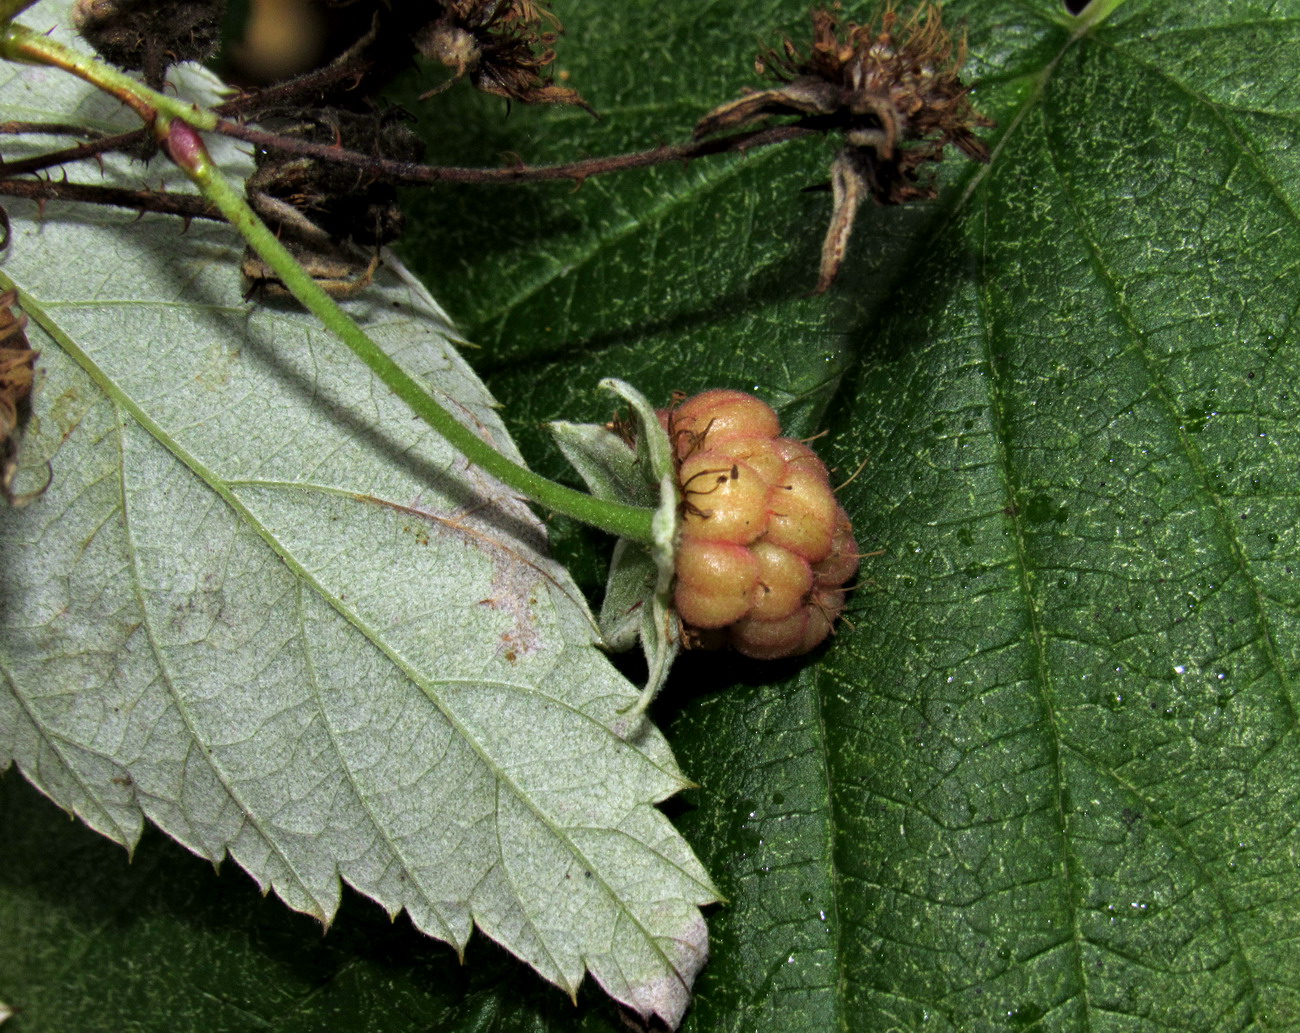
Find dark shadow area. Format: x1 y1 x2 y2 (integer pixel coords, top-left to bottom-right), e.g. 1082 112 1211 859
472 234 830 375
0 772 630 1032
646 640 828 736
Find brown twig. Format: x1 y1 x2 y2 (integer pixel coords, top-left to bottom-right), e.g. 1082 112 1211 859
0 120 111 139
0 176 220 220
211 120 815 185
0 120 812 229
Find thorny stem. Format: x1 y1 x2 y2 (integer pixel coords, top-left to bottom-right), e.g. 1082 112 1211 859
0 176 221 219
0 126 145 177
216 48 380 116
212 120 815 186
0 19 657 545
0 23 218 128
0 120 110 138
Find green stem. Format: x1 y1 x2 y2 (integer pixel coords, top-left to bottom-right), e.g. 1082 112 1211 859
165 121 655 543
0 23 217 127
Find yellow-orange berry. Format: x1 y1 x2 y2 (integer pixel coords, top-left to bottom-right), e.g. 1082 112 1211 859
764 467 839 563
799 585 849 653
812 506 860 587
678 453 773 545
715 435 789 485
795 599 836 655
730 608 810 660
669 389 781 458
748 541 813 622
662 388 861 660
673 538 760 628
771 438 828 480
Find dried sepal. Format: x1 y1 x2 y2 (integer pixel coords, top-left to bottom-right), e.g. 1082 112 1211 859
818 148 871 294
0 287 46 506
241 106 424 298
693 79 842 139
696 3 994 292
415 0 592 112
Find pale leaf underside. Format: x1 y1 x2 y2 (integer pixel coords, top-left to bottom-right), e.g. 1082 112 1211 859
0 6 717 1026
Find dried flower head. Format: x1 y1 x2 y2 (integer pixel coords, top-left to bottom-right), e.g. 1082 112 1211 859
696 3 994 292
248 107 424 246
415 0 591 111
73 0 226 90
0 287 42 505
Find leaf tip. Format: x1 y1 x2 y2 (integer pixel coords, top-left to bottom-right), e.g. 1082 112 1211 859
632 909 710 1029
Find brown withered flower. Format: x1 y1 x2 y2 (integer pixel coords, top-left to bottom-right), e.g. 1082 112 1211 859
0 287 44 506
696 3 994 293
247 107 424 247
415 0 591 112
73 0 226 90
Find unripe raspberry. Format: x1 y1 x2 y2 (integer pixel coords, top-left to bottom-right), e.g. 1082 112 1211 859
715 436 789 485
663 389 860 660
812 506 860 587
673 538 760 628
668 389 781 458
810 584 846 624
730 608 810 660
772 437 828 481
748 541 813 622
764 467 839 563
796 591 840 655
678 453 773 545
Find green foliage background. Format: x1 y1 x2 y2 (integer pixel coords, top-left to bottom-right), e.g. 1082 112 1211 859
4 0 1300 1029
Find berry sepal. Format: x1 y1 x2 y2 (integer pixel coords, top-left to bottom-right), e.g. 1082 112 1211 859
549 378 681 734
